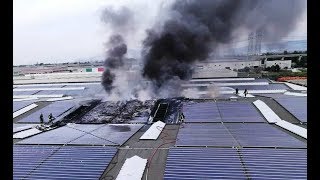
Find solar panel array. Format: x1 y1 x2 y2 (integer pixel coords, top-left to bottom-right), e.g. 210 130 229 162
65 84 104 96
229 83 289 90
275 97 307 123
13 145 117 180
71 124 143 145
253 93 292 99
164 148 246 179
18 124 143 146
164 148 307 179
175 123 306 148
217 102 265 122
13 101 35 112
13 145 59 179
183 102 221 122
14 85 64 89
13 90 40 96
175 124 238 147
241 148 307 179
34 90 60 95
18 101 75 123
28 84 104 97
224 123 306 148
190 78 270 84
183 101 265 123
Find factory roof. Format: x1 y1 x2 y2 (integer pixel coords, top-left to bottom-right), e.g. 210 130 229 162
13 77 307 179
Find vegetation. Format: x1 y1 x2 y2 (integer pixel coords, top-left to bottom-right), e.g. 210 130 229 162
262 71 307 80
262 50 307 56
264 64 280 72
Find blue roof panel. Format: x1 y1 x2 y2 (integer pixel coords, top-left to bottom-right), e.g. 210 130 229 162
175 124 239 147
13 145 117 180
164 148 246 179
241 148 307 179
275 97 307 123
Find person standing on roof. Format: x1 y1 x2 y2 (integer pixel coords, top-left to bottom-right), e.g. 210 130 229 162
244 89 248 97
40 113 44 124
48 113 55 124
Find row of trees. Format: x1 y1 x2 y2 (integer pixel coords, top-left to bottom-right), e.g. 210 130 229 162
263 50 307 56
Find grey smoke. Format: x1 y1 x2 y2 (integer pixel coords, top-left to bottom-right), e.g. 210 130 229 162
101 6 133 93
142 0 306 91
101 6 135 34
100 0 306 99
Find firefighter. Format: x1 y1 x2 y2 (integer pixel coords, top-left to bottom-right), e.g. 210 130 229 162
39 113 44 124
48 113 55 124
244 89 248 97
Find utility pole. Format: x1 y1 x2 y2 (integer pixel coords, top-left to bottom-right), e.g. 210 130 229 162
247 32 255 60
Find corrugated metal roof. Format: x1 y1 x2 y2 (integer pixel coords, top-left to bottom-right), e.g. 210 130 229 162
241 148 307 179
175 124 239 147
13 145 117 180
13 145 59 179
183 101 265 123
224 123 306 148
164 147 307 179
164 148 246 179
275 97 307 123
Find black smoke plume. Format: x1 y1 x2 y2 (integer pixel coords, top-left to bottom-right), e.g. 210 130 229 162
101 6 133 93
142 0 306 89
101 34 127 93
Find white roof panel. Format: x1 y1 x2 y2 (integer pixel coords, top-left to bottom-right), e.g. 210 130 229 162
140 121 165 140
13 128 42 139
253 100 281 123
116 156 147 180
13 103 38 118
276 120 307 139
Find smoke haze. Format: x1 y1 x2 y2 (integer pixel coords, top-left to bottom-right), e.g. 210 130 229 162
100 0 306 100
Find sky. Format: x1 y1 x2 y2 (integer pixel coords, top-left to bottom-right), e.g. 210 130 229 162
13 0 307 65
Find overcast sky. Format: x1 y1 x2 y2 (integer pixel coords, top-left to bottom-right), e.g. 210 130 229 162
13 0 307 65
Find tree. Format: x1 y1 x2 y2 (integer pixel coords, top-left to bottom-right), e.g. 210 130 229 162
283 50 288 54
269 65 280 72
243 67 250 72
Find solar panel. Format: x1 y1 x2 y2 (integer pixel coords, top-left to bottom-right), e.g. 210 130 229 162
253 93 292 99
224 123 306 148
217 102 265 122
175 124 239 147
183 102 221 122
18 124 143 146
13 101 35 112
229 84 289 90
13 90 40 96
130 117 148 123
13 145 117 180
64 84 104 96
13 124 36 133
15 85 64 89
164 148 246 179
275 97 307 123
17 124 104 145
70 124 143 145
33 90 59 95
18 101 75 123
13 145 59 179
241 148 307 179
62 90 84 96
